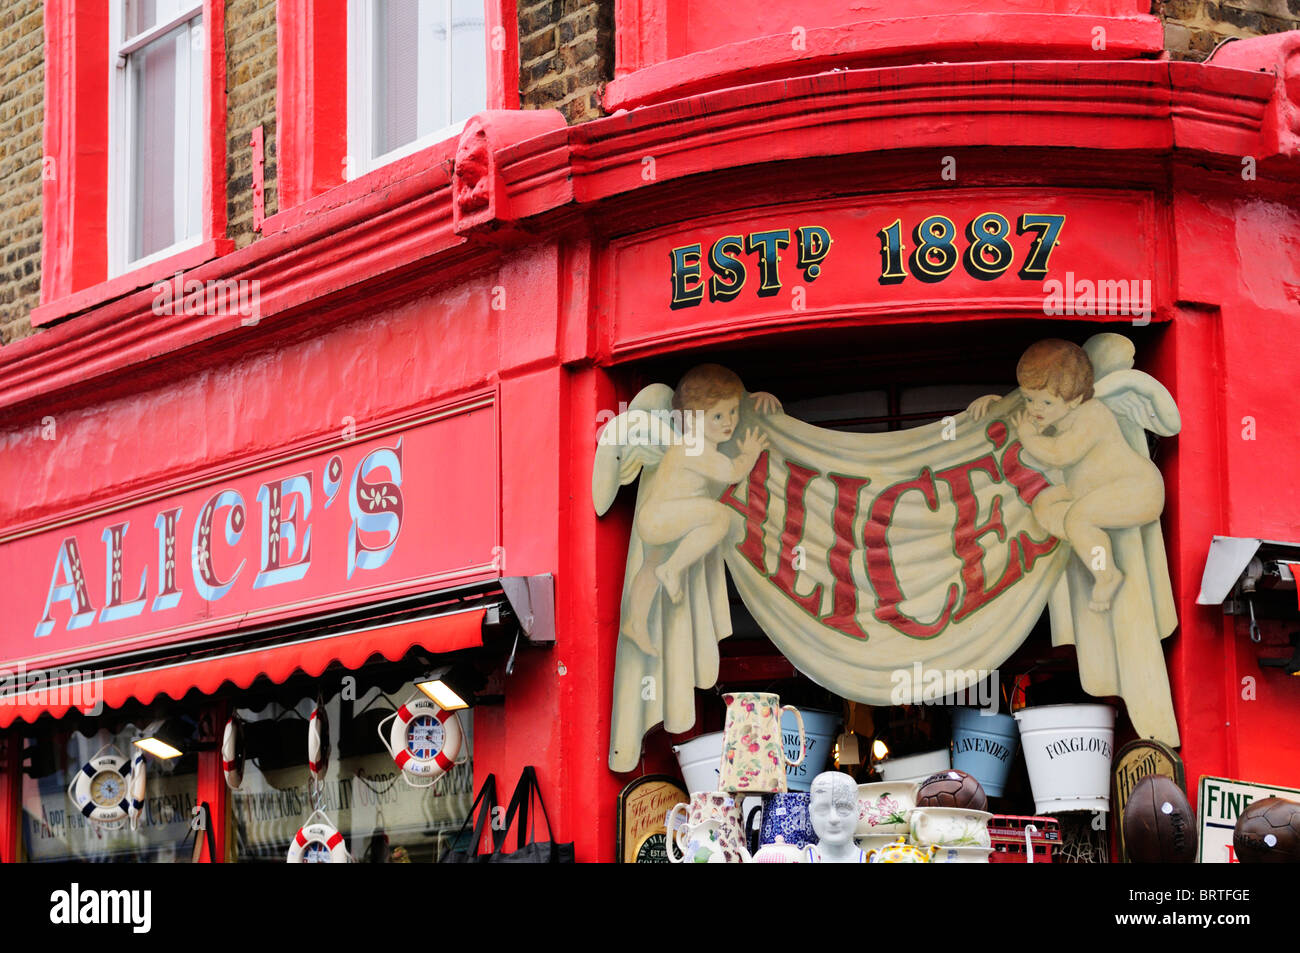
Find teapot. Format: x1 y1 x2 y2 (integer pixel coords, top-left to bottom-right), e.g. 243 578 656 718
865 838 941 864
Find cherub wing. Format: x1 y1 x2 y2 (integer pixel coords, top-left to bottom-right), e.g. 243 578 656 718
592 383 676 516
1094 368 1181 456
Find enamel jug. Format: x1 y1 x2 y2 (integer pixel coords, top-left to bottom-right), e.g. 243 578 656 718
717 692 806 794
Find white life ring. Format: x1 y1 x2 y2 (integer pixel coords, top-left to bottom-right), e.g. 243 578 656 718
222 716 245 790
67 745 131 826
308 702 329 781
287 810 350 864
379 696 464 787
128 750 146 831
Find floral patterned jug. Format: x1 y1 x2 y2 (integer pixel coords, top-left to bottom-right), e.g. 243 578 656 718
718 692 806 794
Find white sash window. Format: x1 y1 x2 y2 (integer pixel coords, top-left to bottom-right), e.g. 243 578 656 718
109 0 206 275
347 0 488 178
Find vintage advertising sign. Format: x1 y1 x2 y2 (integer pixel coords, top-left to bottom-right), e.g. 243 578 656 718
1196 775 1300 863
605 190 1159 354
595 334 1181 772
0 396 499 670
617 775 688 863
1113 739 1185 862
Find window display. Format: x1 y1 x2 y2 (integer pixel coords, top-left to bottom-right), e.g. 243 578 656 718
20 717 200 863
227 679 473 863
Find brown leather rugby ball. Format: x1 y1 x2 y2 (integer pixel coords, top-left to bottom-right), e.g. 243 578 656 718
916 769 987 811
1123 775 1196 863
1234 798 1300 863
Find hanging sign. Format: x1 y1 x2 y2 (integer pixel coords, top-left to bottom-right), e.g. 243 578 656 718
595 333 1181 772
0 395 499 672
1112 739 1185 863
617 775 688 863
1196 775 1300 863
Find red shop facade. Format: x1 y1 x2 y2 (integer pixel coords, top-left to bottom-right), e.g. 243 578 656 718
1 0 1299 863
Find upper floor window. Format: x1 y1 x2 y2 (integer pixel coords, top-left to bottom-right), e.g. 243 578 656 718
109 0 206 275
347 0 487 178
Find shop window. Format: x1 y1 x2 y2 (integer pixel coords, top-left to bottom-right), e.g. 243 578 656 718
19 716 201 863
108 0 206 274
785 384 1007 433
227 679 474 863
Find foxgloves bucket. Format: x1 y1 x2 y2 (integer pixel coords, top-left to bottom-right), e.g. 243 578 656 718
1014 704 1115 813
950 707 1019 797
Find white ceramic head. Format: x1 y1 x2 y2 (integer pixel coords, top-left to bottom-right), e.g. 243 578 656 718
809 771 860 861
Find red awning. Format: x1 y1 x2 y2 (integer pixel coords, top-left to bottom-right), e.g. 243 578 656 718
0 607 486 728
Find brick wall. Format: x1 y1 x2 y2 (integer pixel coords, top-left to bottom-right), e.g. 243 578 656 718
0 0 43 346
1160 0 1300 59
225 0 278 248
518 0 614 123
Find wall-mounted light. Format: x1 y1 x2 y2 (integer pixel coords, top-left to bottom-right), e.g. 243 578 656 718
134 718 189 759
872 738 889 761
415 667 469 711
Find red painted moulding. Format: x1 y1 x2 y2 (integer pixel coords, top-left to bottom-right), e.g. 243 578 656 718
3 58 1289 420
604 13 1166 112
613 0 1153 77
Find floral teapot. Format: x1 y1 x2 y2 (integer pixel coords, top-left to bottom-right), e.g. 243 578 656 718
865 838 941 864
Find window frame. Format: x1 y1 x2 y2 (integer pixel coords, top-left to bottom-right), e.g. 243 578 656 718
276 0 517 214
107 0 208 277
37 0 229 326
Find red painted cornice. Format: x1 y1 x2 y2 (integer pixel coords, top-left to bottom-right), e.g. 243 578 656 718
603 13 1167 112
1 57 1290 419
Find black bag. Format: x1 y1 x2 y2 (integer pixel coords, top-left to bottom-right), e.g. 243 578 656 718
490 766 574 864
439 774 502 863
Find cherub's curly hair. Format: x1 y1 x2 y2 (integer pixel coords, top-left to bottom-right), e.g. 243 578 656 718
672 364 745 413
1016 339 1094 402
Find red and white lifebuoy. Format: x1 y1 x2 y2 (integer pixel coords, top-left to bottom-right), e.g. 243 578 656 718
308 702 329 781
128 750 146 831
222 716 245 790
379 695 464 787
67 745 131 827
286 810 350 864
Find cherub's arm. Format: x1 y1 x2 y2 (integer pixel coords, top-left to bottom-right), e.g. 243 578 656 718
681 447 737 483
1013 410 1094 468
728 429 769 482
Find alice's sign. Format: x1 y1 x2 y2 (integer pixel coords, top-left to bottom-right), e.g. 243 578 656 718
0 398 499 669
595 334 1181 772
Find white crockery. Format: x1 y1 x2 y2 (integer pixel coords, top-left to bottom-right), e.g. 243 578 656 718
907 807 993 848
856 781 918 837
931 846 994 864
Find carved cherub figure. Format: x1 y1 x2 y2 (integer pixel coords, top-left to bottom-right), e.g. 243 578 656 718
593 364 780 657
969 338 1177 612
